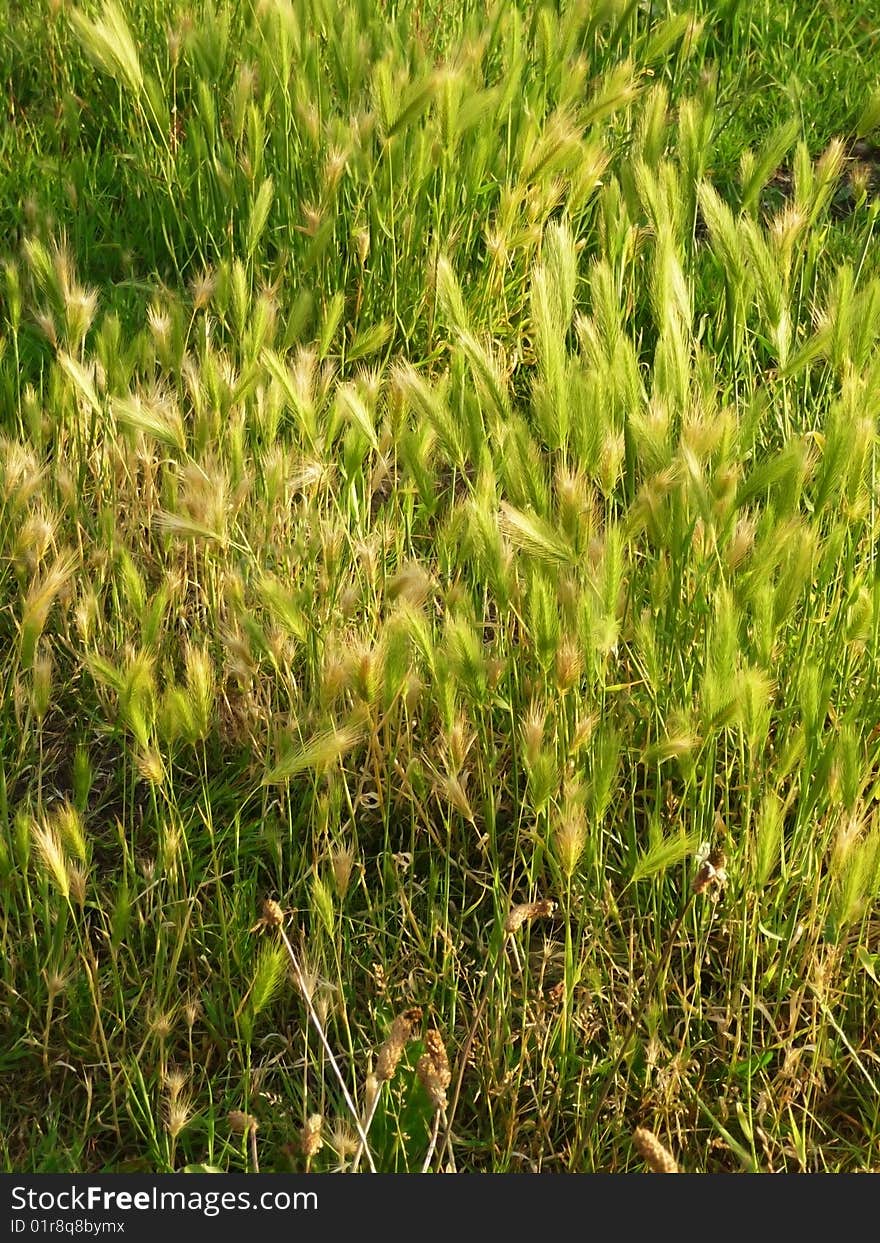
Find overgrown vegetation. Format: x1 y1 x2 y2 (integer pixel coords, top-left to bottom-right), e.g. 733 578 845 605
2 0 880 1173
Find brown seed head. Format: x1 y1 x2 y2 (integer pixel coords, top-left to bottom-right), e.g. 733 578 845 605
148 1007 176 1042
164 1094 194 1140
692 847 728 896
328 1120 359 1162
504 898 557 934
555 636 582 693
633 1127 679 1173
183 997 202 1028
521 703 546 766
68 861 88 906
44 967 70 1000
164 1067 189 1102
553 788 587 879
375 1006 423 1081
262 898 285 928
417 1028 451 1111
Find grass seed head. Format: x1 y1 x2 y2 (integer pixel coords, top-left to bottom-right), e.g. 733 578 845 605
552 790 587 879
68 861 88 906
30 819 70 901
329 1120 359 1163
299 1114 323 1161
417 1028 451 1111
228 1109 258 1135
164 1068 190 1102
504 898 557 934
164 1094 194 1141
693 846 728 896
15 509 56 573
136 749 166 787
554 636 582 693
376 1007 423 1081
363 1073 380 1114
521 702 546 766
632 1127 679 1173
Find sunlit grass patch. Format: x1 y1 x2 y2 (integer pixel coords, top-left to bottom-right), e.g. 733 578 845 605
2 0 880 1175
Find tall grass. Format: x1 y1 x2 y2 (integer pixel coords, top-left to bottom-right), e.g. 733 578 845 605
1 0 880 1172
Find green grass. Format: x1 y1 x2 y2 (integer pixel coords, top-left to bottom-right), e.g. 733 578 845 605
2 0 880 1173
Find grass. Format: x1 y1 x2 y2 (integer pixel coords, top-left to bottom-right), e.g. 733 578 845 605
2 0 880 1173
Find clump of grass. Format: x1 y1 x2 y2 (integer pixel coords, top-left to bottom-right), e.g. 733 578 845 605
3 0 880 1176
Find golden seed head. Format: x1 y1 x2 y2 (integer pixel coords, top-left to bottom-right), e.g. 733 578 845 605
301 203 323 237
417 1028 451 1111
1 436 42 503
299 1114 323 1159
64 285 98 342
329 844 357 899
554 636 582 693
164 1094 194 1140
149 1008 176 1042
375 1007 423 1081
296 956 320 1003
354 227 370 267
363 1073 380 1113
692 846 728 896
504 898 557 934
444 712 475 774
328 1120 359 1161
387 560 433 607
424 1028 450 1080
164 1067 190 1101
166 24 183 64
726 515 756 570
486 657 505 690
183 997 202 1029
324 145 348 189
35 310 58 347
314 987 332 1028
16 510 56 573
632 1127 679 1173
851 163 871 200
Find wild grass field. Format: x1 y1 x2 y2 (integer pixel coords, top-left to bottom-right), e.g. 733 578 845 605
2 0 880 1173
